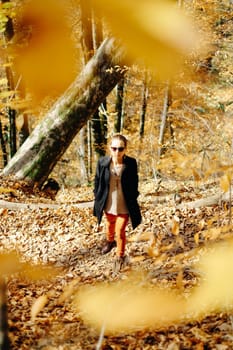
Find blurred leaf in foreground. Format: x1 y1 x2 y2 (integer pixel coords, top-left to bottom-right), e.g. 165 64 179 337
92 0 205 79
0 251 58 280
76 272 185 333
188 238 233 318
13 0 78 103
76 238 233 333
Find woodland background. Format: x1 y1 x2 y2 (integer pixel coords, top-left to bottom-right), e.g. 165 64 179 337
0 0 233 349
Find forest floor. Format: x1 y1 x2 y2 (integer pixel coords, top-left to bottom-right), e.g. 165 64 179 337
0 175 233 349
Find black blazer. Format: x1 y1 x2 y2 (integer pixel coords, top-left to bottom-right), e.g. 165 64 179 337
93 155 142 229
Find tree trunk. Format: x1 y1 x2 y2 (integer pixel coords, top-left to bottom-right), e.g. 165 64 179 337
157 81 172 159
80 0 94 63
177 190 232 209
139 71 149 139
2 38 125 186
91 8 107 158
2 0 17 159
114 77 125 132
79 0 94 181
0 120 8 167
0 278 10 350
78 127 89 183
19 114 30 147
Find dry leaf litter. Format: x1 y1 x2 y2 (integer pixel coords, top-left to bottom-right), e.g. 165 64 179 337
0 175 233 349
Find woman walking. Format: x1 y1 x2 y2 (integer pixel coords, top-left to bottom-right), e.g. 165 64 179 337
93 133 142 270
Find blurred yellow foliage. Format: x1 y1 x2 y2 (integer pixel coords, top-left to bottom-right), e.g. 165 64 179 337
8 0 206 103
0 251 57 279
76 238 233 333
92 0 204 79
188 239 233 317
13 0 78 103
76 272 185 333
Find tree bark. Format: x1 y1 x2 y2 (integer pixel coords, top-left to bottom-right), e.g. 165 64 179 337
157 81 172 159
0 120 8 167
0 199 93 210
114 77 125 132
0 278 10 350
2 0 17 158
177 191 231 209
139 70 149 139
80 0 94 63
2 38 125 186
91 8 107 158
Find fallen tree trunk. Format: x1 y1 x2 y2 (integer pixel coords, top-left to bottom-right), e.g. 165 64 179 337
2 38 125 186
177 191 231 209
0 199 93 211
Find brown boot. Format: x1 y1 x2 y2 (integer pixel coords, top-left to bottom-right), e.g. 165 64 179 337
113 256 129 272
101 240 116 254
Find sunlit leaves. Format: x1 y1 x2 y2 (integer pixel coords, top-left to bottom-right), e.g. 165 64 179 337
13 0 78 103
92 0 203 79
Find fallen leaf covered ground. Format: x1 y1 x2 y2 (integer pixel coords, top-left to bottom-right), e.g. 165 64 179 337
0 175 233 349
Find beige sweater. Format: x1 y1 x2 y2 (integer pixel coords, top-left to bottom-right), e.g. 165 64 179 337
104 164 128 215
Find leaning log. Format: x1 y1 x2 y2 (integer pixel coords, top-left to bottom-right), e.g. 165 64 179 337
2 38 125 186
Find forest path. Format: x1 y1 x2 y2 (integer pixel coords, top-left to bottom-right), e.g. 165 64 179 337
0 177 232 349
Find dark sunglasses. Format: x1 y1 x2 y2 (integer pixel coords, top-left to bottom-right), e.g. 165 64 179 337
111 146 125 152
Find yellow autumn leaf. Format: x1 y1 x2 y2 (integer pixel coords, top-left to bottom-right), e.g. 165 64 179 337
130 255 146 262
92 0 204 79
0 90 16 99
176 235 184 248
171 215 180 235
220 173 231 193
202 227 222 241
0 187 17 195
192 168 201 182
7 99 31 111
176 269 184 290
0 78 8 86
129 231 155 242
31 295 48 321
194 232 200 245
198 219 206 230
147 246 160 258
58 278 81 304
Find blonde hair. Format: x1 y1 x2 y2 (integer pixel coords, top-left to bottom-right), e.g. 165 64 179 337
111 133 128 147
